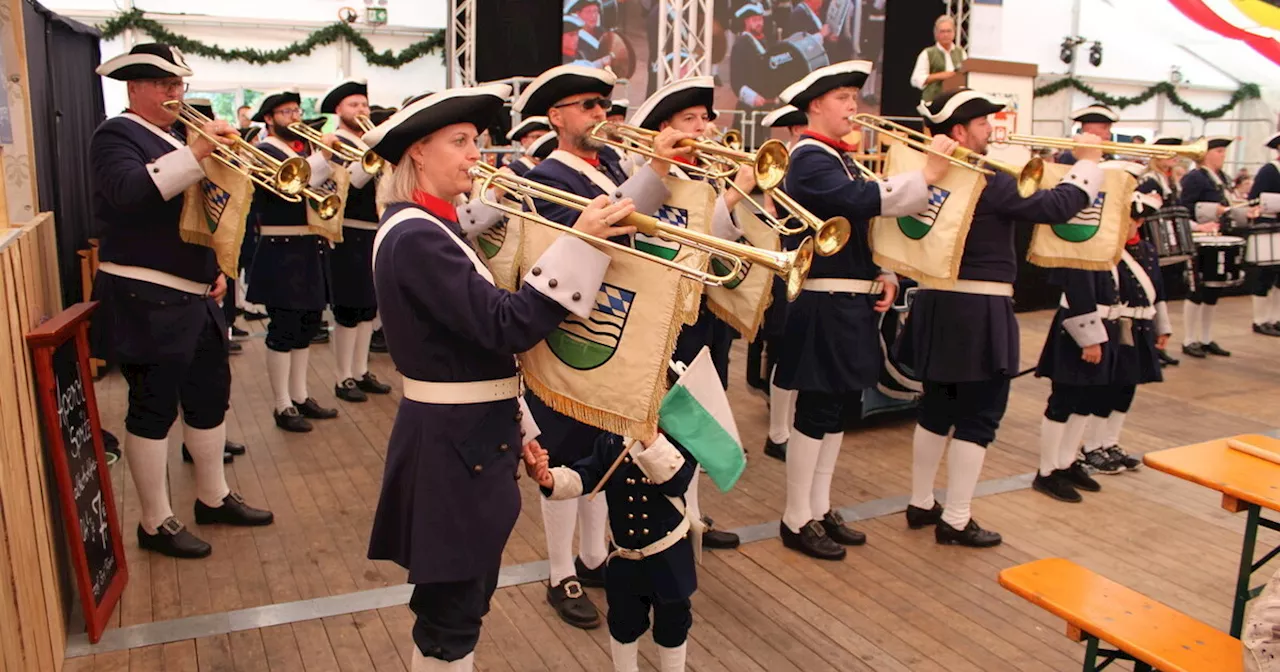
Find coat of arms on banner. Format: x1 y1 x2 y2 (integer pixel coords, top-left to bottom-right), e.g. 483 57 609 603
898 186 950 240
637 204 687 260
475 216 523 291
306 164 349 243
1028 164 1133 271
547 283 634 370
642 178 716 327
710 250 749 290
1053 192 1105 242
179 158 253 278
202 181 232 233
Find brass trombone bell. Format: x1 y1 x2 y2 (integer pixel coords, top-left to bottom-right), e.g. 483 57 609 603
590 121 790 191
470 162 815 301
289 121 385 175
1006 134 1208 162
164 99 310 199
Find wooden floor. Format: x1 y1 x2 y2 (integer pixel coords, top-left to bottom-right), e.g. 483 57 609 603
68 296 1280 670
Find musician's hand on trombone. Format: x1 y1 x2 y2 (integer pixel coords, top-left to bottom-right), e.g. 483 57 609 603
874 276 897 313
1081 344 1102 365
922 135 959 183
189 120 239 160
1071 133 1104 163
573 195 638 240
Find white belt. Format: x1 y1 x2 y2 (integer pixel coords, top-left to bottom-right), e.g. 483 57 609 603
608 515 692 562
401 376 520 404
342 219 379 231
97 262 210 296
802 278 884 295
1058 296 1157 320
920 279 1014 297
259 225 314 237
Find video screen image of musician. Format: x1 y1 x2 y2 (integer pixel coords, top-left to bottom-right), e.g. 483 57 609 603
560 0 886 148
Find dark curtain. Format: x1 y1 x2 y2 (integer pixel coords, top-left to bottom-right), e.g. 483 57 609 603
24 0 105 310
879 0 937 119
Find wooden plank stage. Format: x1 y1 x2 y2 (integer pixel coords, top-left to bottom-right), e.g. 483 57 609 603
66 295 1280 670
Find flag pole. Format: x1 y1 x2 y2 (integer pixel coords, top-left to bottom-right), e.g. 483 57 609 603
587 438 638 501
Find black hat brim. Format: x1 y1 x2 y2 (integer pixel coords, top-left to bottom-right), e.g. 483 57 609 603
320 81 368 114
366 87 509 165
634 87 716 131
515 67 615 117
925 98 1006 132
780 62 872 110
96 44 194 81
253 92 302 123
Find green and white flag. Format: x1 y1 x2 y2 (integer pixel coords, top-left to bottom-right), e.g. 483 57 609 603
659 347 745 493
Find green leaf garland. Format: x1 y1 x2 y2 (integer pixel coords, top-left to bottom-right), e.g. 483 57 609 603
1033 76 1261 121
99 9 444 68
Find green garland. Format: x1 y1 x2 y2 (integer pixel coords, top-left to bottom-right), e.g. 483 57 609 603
1033 76 1261 121
99 9 444 68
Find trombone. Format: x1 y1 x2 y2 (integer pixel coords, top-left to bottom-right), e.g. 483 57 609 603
590 121 787 188
354 114 377 133
163 100 310 199
1005 134 1208 162
851 113 1044 198
288 121 385 174
471 162 815 301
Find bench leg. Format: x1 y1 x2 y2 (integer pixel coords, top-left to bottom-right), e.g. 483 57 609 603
1231 504 1262 638
1082 637 1100 672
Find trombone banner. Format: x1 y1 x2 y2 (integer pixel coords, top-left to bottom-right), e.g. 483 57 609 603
638 177 716 326
870 143 986 287
1028 164 1134 271
519 220 687 439
306 162 349 243
179 157 254 279
704 202 778 341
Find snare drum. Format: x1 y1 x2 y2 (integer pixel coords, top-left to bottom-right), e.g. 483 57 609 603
1193 235 1247 288
1144 205 1195 265
1244 220 1280 266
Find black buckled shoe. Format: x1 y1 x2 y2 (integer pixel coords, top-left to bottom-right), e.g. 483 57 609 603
935 518 1002 548
335 378 368 403
228 341 243 355
181 444 233 464
138 518 211 558
1157 348 1180 366
230 325 250 339
546 578 601 629
574 557 606 588
1253 323 1280 337
274 407 313 433
1033 471 1082 503
311 330 330 345
1064 463 1101 492
1104 445 1142 471
355 372 392 394
241 310 268 321
701 516 740 549
370 329 388 353
780 520 846 560
1203 341 1231 356
194 492 275 527
224 440 246 456
763 438 787 461
820 510 867 546
905 501 943 529
295 397 339 420
1181 342 1207 358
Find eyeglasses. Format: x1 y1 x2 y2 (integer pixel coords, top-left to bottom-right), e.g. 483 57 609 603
152 79 189 94
553 97 611 112
273 107 303 119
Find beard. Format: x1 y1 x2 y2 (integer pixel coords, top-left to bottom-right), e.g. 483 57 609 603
272 121 301 142
575 129 605 152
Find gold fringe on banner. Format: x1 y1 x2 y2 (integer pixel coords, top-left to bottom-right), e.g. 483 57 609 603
706 289 772 342
1027 165 1134 271
178 158 253 278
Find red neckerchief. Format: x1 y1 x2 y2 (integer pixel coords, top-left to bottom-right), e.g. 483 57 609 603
802 131 858 153
673 156 697 166
1126 233 1142 246
289 140 306 154
580 155 602 168
412 189 458 222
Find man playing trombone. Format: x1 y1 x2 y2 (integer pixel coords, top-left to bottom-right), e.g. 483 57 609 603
773 60 957 561
321 79 393 404
900 89 1104 548
246 90 341 432
89 43 273 558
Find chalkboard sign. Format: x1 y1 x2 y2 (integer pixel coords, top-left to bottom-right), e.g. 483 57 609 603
26 302 127 644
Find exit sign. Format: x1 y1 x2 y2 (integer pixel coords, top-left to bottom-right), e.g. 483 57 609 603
367 7 387 25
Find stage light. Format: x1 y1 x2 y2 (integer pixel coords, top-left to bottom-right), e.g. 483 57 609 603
1060 38 1075 65
1170 66 1183 84
1089 41 1103 67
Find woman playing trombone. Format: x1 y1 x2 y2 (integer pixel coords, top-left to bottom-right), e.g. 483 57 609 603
362 84 635 672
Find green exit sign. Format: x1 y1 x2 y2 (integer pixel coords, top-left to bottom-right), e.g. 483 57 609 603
367 7 388 25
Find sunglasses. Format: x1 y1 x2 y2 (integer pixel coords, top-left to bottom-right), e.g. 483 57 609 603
553 97 611 112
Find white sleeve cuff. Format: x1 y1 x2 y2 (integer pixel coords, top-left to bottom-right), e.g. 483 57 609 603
148 147 205 201
1063 310 1109 346
1154 301 1172 336
518 396 540 443
1060 160 1103 202
617 164 671 216
524 235 611 319
878 170 930 218
711 196 742 240
1194 202 1221 224
548 467 583 500
306 153 333 188
631 435 685 485
348 163 376 189
1260 193 1280 216
458 196 504 235
1228 206 1249 227
738 85 758 102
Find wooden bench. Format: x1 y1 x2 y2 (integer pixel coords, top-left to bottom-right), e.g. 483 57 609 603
998 558 1242 672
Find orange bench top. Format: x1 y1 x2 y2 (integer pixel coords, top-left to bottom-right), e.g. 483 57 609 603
998 558 1242 672
1143 434 1280 512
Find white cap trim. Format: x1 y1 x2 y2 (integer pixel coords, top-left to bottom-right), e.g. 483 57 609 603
1070 104 1119 122
629 76 714 128
95 52 193 78
507 115 550 141
364 83 513 149
779 60 873 106
917 90 1006 123
762 105 803 128
513 64 617 115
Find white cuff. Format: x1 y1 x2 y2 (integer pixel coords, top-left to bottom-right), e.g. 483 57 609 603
148 147 205 201
1260 193 1280 216
1063 310 1109 346
458 197 504 235
617 165 671 216
524 235 611 319
1228 207 1249 227
878 170 930 218
548 467 583 500
1194 202 1221 223
631 435 685 485
348 163 375 189
306 153 333 188
1154 301 1172 336
738 85 758 103
518 397 540 443
1060 160 1103 203
711 196 742 241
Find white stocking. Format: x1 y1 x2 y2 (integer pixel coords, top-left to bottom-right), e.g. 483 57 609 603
125 432 173 534
1038 417 1066 477
266 348 292 413
1182 301 1201 346
289 347 310 404
577 494 609 571
1201 303 1216 344
782 432 821 532
909 425 948 509
809 432 843 518
332 324 357 383
657 642 688 672
610 638 639 672
183 422 230 507
1060 414 1093 469
353 320 375 378
540 496 578 585
940 440 987 529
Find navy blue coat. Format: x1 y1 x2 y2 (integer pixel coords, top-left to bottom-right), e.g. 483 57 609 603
329 133 380 310
1112 240 1166 386
508 156 537 178
897 171 1093 383
367 202 573 584
1180 167 1230 219
1035 268 1120 386
1250 161 1280 225
245 141 331 310
88 115 226 364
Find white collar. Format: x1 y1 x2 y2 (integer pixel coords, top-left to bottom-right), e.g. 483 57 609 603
120 112 184 150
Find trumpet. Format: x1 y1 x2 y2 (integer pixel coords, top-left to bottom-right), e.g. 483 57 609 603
164 100 310 199
590 121 790 191
851 113 1044 198
707 126 743 151
289 121 384 174
1005 134 1208 162
470 162 815 301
